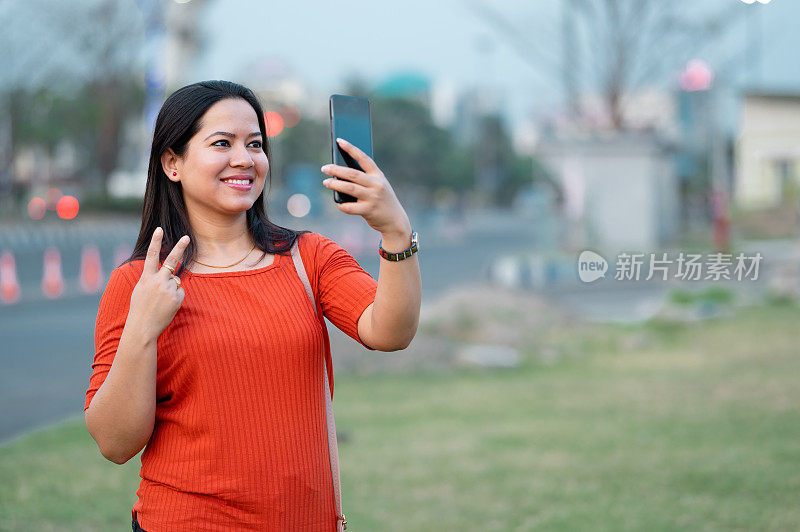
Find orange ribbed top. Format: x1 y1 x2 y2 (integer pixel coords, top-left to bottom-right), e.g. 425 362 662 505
84 232 377 531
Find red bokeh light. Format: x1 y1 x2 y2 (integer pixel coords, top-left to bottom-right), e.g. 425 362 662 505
57 195 80 220
680 59 713 92
28 197 47 220
264 111 284 137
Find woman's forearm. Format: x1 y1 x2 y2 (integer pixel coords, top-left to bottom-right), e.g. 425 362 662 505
320 137 422 350
369 226 421 350
84 315 158 464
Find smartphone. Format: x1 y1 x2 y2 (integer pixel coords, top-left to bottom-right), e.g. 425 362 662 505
329 94 373 203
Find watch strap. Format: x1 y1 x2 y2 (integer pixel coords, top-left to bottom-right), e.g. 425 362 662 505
378 231 419 261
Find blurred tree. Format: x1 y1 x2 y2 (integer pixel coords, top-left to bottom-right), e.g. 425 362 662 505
473 114 509 205
90 77 145 201
571 0 741 130
371 96 469 210
0 0 144 201
473 113 541 207
440 145 474 197
278 72 545 209
270 92 482 211
272 114 330 188
12 81 144 187
465 0 744 131
13 90 89 182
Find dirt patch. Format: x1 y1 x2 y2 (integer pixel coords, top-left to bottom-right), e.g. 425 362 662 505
329 283 580 374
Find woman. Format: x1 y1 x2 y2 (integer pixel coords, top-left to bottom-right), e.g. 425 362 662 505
83 80 421 531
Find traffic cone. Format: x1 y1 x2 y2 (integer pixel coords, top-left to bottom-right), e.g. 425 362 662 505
0 250 21 304
80 244 103 294
41 247 64 299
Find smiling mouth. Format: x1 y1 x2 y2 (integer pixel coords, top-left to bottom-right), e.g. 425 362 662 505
220 179 253 190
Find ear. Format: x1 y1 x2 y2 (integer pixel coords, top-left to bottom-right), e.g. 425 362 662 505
161 148 181 183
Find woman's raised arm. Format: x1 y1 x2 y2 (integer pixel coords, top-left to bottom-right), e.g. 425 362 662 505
322 138 421 351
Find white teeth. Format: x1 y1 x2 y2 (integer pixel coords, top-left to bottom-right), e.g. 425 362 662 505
222 179 250 185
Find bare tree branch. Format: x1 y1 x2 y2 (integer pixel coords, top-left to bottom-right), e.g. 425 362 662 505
567 0 746 129
461 0 563 82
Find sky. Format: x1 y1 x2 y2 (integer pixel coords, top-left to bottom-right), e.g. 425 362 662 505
191 0 800 131
193 0 561 124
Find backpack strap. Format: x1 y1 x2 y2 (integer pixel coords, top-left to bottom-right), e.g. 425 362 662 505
289 237 347 532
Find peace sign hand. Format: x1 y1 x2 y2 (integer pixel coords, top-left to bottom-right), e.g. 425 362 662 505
128 227 191 343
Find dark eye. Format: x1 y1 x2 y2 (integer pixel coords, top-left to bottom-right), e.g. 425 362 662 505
249 140 263 149
212 139 230 147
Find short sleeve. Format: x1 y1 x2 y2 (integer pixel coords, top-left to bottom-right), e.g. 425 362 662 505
84 264 137 411
299 232 378 350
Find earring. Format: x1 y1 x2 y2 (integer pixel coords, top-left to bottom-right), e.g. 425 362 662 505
172 172 177 176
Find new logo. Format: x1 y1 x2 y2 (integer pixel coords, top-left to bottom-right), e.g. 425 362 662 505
577 250 608 283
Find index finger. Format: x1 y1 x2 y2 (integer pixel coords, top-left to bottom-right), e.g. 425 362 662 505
336 138 380 174
143 227 163 275
158 235 190 279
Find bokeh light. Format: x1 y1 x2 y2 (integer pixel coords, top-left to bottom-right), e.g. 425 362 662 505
679 59 714 92
56 195 80 219
27 197 47 220
264 111 284 137
279 104 301 128
286 193 311 218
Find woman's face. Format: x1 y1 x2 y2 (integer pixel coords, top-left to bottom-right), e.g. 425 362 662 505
166 97 268 219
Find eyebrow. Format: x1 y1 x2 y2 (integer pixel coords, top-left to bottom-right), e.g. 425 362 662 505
203 131 262 141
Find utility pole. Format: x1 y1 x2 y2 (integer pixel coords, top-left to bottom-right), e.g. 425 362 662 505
710 85 731 252
562 0 580 120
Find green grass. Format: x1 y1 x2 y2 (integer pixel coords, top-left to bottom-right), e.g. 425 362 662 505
668 286 735 306
2 305 800 531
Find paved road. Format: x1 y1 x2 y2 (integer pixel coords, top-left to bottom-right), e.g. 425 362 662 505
0 295 101 443
0 209 541 444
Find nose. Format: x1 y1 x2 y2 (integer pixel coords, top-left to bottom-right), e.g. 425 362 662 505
230 143 254 169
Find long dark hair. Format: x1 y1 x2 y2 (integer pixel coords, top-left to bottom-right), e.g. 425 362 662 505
124 80 308 276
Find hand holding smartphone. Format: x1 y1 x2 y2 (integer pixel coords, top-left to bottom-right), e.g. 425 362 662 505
329 94 373 203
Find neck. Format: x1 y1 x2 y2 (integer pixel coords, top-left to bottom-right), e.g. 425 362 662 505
187 210 253 261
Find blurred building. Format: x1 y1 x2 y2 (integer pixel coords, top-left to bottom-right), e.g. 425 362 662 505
576 88 678 140
735 92 800 209
538 133 679 253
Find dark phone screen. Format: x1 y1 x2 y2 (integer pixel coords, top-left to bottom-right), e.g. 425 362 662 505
330 95 373 173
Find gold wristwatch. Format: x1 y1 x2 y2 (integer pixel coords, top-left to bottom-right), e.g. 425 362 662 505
378 231 419 261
